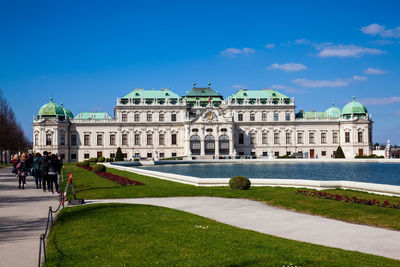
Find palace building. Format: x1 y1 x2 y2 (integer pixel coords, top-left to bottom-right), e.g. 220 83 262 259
32 83 373 161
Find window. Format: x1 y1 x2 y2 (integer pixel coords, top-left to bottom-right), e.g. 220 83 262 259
122 153 127 159
147 133 153 146
122 134 128 146
250 113 255 121
286 132 291 144
159 152 165 158
84 134 90 146
297 133 303 144
262 151 268 156
322 151 327 156
110 134 116 146
171 113 177 121
97 151 103 158
84 153 89 159
262 113 267 121
34 134 39 146
286 151 291 156
274 112 279 121
345 132 350 143
71 134 77 146
171 133 177 145
333 132 338 143
110 153 115 158
97 134 103 146
238 113 243 121
171 152 177 157
358 132 363 143
147 153 152 158
274 132 280 144
274 151 280 157
321 132 327 144
159 113 164 122
60 134 65 146
147 113 152 122
262 133 268 145
286 112 290 121
159 133 165 145
134 113 140 122
122 113 127 122
239 133 244 144
250 133 256 144
134 134 140 146
309 132 315 144
46 134 52 146
71 154 77 160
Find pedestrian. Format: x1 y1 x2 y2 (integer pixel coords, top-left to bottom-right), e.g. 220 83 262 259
11 154 19 176
38 151 49 192
32 152 42 189
47 154 59 194
56 155 63 193
16 153 28 189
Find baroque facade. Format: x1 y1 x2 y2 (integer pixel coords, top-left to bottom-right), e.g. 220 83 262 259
32 84 373 161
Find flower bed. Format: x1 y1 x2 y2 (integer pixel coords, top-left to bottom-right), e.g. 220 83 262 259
296 190 400 209
76 164 144 186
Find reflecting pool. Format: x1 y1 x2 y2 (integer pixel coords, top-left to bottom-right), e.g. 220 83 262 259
137 162 400 186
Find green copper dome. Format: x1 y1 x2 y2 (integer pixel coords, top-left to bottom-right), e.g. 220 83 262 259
325 102 341 118
342 97 368 116
38 97 65 118
61 103 74 119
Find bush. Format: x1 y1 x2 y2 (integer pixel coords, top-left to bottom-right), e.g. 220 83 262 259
82 160 90 167
334 146 345 159
355 154 385 159
277 155 296 159
229 176 251 190
115 147 124 162
98 157 105 162
133 158 139 161
89 157 98 163
92 164 106 173
106 158 113 162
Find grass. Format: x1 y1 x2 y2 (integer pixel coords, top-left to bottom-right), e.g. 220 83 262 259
61 163 400 230
45 204 399 266
0 163 11 168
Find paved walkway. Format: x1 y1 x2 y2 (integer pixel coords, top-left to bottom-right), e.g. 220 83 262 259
88 197 400 261
0 167 59 267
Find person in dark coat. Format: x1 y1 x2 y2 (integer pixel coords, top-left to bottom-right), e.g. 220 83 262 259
38 151 49 192
16 153 28 189
32 153 42 189
47 154 59 194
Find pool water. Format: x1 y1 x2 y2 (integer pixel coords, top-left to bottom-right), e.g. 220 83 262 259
137 162 400 186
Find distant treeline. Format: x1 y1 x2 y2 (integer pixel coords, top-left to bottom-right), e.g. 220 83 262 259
0 89 30 163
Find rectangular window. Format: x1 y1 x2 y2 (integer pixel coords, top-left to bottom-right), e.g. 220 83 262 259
262 151 268 156
250 133 256 144
147 133 153 146
321 132 327 144
159 113 164 122
274 151 280 157
358 132 363 143
97 134 103 146
71 134 77 146
309 132 315 144
122 134 128 146
286 112 290 121
84 134 90 146
262 113 267 121
84 153 89 159
171 134 177 145
122 113 127 122
159 152 165 158
171 113 177 121
297 133 303 144
274 112 279 121
238 133 244 144
345 132 350 143
134 113 140 122
34 134 39 146
134 134 140 146
123 153 127 159
147 153 152 158
110 134 116 146
71 154 77 160
60 134 65 146
159 133 165 145
333 132 338 143
46 134 52 146
322 151 327 156
110 153 115 158
250 113 255 121
147 113 152 122
262 133 268 145
238 113 243 121
286 132 291 144
171 152 177 157
274 133 279 144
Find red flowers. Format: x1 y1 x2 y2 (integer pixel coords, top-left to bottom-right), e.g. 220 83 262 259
76 164 144 186
296 190 400 209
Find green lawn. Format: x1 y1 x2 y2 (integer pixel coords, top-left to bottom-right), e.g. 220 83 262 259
62 163 400 230
45 204 399 266
0 163 11 168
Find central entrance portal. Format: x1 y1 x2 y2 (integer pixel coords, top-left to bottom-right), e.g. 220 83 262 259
190 135 201 155
204 135 215 155
219 135 229 155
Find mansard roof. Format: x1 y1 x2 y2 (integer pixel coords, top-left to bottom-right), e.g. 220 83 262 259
74 112 112 120
122 88 180 99
184 87 223 98
230 89 289 99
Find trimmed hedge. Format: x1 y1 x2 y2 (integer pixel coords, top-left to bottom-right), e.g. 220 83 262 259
277 155 296 159
115 147 124 162
355 154 385 159
229 176 251 190
106 158 113 162
89 157 98 163
82 160 90 167
98 157 105 162
335 146 345 159
92 164 106 173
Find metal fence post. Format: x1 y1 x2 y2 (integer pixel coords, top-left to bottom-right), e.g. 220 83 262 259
49 207 53 225
41 234 46 263
38 235 42 267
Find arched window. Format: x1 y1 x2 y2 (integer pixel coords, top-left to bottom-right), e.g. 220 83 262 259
219 135 229 155
204 135 215 155
190 135 201 155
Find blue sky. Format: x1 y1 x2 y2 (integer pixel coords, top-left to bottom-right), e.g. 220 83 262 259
1 0 399 144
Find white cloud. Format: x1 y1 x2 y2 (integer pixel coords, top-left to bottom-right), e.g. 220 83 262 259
221 47 255 57
270 84 306 94
359 97 400 105
292 78 350 88
364 67 387 75
232 84 248 89
295 38 310 44
317 44 384 58
361 23 400 38
367 39 394 46
265 43 275 49
268 63 307 72
352 75 368 81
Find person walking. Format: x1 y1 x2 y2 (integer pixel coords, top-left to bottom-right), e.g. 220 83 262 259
32 153 42 189
16 153 28 189
38 151 49 192
47 154 59 194
11 154 19 176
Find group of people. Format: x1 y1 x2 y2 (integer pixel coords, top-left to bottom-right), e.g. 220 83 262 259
12 151 63 193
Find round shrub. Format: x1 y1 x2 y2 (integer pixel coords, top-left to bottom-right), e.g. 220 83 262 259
98 156 105 162
82 160 90 167
229 176 251 190
106 158 113 162
89 157 98 163
92 164 106 173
